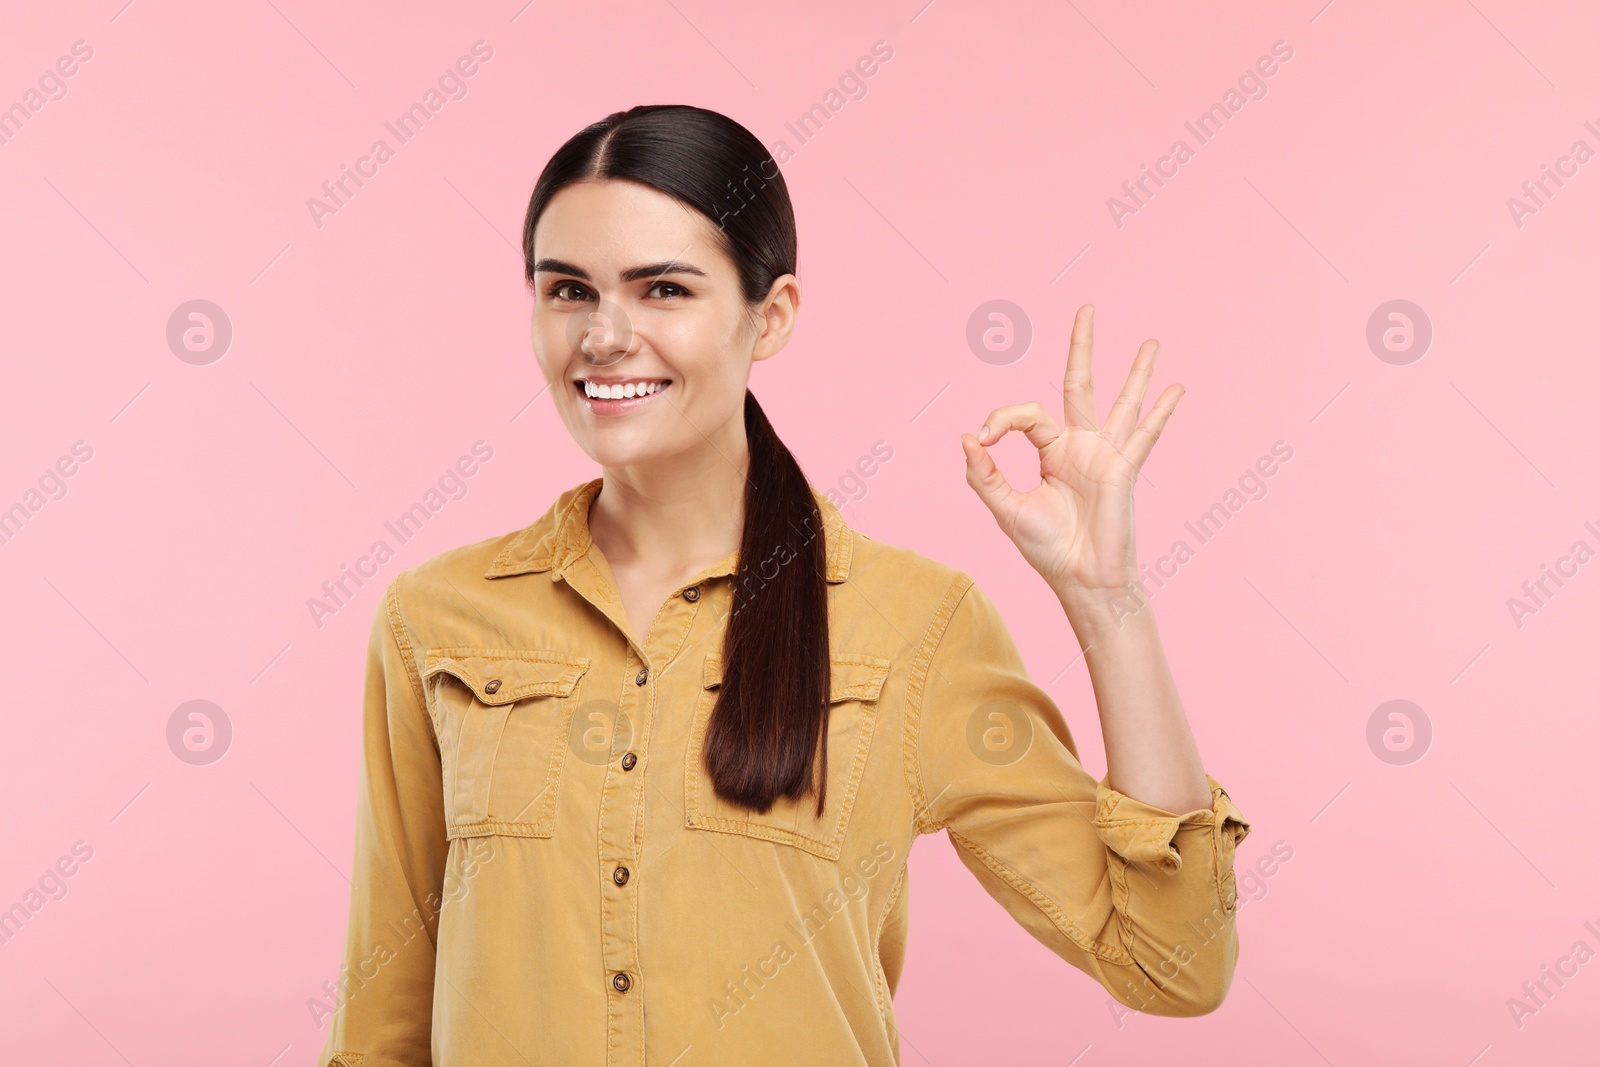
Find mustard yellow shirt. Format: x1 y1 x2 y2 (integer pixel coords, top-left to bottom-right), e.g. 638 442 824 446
319 476 1252 1066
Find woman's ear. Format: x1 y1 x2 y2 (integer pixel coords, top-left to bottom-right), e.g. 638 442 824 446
751 274 800 363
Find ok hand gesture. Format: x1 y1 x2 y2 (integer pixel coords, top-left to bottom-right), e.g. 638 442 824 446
958 304 1182 611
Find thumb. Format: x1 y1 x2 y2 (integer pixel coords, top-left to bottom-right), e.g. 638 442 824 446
959 432 1017 529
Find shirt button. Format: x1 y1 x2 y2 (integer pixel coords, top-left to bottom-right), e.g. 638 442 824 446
621 752 637 771
683 586 700 602
612 865 630 886
612 972 632 993
636 668 649 685
483 679 502 694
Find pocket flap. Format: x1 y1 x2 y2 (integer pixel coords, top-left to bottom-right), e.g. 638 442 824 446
424 648 590 705
703 651 890 703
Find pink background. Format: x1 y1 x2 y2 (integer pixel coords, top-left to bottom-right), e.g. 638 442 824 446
3 1 1597 1063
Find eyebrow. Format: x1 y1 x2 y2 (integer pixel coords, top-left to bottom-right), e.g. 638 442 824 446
532 258 709 283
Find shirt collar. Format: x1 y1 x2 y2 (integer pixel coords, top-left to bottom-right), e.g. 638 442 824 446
484 476 854 584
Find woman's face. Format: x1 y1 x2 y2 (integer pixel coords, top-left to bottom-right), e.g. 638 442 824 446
530 177 797 475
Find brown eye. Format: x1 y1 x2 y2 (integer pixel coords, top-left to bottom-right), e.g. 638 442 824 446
549 281 591 301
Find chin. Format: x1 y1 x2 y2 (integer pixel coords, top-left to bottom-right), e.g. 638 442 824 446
579 435 679 471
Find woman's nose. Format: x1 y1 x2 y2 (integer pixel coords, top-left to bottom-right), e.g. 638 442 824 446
573 299 634 367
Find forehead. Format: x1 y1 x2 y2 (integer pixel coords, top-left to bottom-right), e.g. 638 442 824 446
533 178 727 272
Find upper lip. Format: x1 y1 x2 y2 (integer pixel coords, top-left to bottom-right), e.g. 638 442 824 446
575 375 671 385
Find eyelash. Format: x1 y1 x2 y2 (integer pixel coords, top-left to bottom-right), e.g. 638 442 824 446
547 281 690 301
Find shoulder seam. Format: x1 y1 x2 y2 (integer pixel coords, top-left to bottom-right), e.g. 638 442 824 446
902 570 977 835
384 574 434 747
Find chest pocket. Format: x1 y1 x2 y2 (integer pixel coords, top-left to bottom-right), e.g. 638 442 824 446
685 650 891 860
422 648 591 841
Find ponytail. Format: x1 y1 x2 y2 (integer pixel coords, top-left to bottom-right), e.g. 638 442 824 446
702 390 832 815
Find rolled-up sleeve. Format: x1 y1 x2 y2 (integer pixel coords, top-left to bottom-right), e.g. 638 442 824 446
319 574 449 1066
907 573 1252 1016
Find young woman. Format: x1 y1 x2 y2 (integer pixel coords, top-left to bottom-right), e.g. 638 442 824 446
320 104 1251 1066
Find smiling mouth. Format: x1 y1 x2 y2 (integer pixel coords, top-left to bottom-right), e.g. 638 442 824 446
574 377 672 414
576 378 671 400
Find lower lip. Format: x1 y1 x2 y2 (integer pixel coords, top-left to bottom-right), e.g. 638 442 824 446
576 380 671 416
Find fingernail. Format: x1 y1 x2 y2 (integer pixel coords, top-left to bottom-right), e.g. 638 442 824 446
978 425 989 440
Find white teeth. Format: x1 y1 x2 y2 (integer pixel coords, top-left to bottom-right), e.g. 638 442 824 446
584 380 666 400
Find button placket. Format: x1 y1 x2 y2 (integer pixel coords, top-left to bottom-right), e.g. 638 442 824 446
592 570 711 1057
596 643 665 1058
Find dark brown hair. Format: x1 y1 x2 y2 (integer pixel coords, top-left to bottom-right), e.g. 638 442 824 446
522 104 832 817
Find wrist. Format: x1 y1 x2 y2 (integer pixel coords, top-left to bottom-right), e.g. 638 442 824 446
1055 575 1153 639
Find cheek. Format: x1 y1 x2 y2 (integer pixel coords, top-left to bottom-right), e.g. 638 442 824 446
669 315 751 385
531 316 569 375
672 351 747 415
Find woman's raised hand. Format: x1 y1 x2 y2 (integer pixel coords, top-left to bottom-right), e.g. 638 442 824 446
958 304 1183 609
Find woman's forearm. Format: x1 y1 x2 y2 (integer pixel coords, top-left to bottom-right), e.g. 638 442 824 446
1055 585 1213 815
